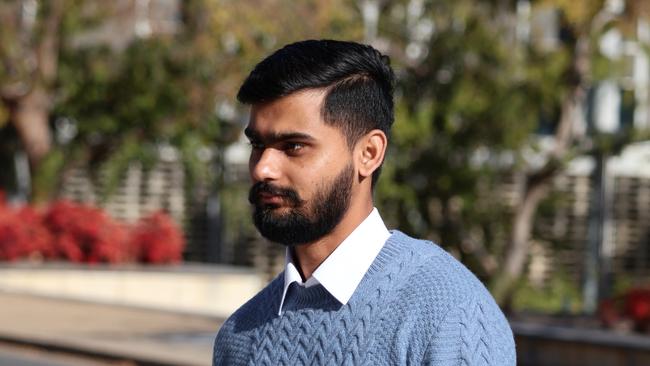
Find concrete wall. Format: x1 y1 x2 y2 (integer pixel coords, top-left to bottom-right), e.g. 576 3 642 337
0 263 265 318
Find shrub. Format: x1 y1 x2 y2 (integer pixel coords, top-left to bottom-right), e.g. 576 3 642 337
599 287 650 333
0 197 185 264
624 289 650 332
43 201 130 263
131 211 185 264
0 204 54 261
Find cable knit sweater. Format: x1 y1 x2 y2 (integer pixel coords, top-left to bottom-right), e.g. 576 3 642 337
213 231 515 365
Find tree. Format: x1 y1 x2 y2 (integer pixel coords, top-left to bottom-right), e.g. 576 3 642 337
1 0 363 200
373 0 650 307
0 0 66 169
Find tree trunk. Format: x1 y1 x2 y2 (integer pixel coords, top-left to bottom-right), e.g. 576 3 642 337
490 35 590 307
1 0 65 171
490 172 551 306
9 87 53 168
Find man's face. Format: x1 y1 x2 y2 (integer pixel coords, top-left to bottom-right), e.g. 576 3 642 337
245 90 355 246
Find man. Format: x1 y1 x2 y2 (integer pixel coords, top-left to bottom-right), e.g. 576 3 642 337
213 40 515 365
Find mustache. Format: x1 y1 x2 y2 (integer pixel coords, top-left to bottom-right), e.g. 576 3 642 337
248 182 304 206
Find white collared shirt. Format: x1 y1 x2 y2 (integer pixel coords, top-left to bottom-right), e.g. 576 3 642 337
278 208 390 315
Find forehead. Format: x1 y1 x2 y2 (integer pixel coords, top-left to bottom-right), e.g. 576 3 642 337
246 90 335 137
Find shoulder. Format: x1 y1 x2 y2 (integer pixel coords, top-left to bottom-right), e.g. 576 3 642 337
213 274 282 350
220 274 282 331
389 230 493 305
387 231 515 364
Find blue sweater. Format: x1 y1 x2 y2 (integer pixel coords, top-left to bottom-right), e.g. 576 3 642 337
213 231 515 365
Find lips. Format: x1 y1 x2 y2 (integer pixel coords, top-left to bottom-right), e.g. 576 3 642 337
249 182 304 207
257 192 285 205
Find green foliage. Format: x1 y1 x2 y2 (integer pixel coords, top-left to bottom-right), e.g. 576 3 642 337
56 37 224 141
511 271 583 313
375 0 649 292
32 148 66 202
377 1 546 271
49 8 240 198
39 0 365 201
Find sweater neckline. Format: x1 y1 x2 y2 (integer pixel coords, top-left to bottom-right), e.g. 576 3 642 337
279 231 411 312
365 230 409 277
282 282 333 310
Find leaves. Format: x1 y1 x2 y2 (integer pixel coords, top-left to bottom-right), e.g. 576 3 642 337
0 199 184 264
376 0 649 290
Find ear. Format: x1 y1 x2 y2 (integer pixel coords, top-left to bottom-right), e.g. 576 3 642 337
355 129 388 181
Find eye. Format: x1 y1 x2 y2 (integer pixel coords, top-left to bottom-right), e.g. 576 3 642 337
284 142 304 153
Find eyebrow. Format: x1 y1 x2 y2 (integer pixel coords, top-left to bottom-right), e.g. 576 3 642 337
244 127 316 144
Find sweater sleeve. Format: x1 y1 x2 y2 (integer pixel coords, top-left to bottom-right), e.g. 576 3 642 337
423 295 516 366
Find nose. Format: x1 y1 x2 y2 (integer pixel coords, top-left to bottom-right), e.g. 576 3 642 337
250 148 281 182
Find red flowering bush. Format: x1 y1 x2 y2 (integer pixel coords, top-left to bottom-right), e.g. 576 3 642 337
43 201 131 263
624 289 650 331
130 211 184 264
0 196 185 265
599 287 650 333
0 204 54 261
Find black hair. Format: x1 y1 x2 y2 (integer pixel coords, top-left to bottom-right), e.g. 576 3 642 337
237 39 395 187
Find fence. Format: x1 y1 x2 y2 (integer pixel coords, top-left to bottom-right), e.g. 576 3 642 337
56 142 650 286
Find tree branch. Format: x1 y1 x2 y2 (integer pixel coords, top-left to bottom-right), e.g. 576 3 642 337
37 0 65 85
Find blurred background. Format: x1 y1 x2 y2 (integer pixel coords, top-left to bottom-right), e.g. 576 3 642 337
1 0 650 365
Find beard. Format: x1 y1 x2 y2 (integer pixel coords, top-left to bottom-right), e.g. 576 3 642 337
248 163 354 246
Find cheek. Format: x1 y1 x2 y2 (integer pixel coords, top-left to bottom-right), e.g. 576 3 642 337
286 168 323 200
297 165 341 198
302 160 331 186
288 144 352 192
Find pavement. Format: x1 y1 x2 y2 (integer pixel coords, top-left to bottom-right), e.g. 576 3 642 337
6 290 650 366
0 291 224 366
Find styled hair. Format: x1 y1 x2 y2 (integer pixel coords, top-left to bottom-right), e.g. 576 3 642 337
237 39 395 186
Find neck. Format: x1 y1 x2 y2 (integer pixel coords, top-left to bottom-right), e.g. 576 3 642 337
292 198 373 281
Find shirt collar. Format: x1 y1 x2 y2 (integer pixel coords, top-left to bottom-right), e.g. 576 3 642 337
279 208 390 315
